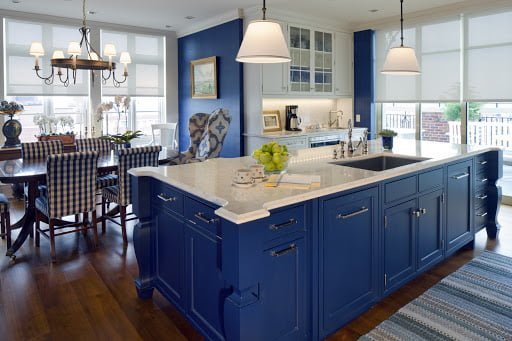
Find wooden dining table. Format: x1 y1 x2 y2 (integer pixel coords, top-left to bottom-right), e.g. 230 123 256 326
0 149 172 259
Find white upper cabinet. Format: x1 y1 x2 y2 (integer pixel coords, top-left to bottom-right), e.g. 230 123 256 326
261 22 352 98
334 32 353 97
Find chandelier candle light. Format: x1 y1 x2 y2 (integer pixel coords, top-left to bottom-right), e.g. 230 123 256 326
236 0 291 63
29 0 131 87
381 0 420 75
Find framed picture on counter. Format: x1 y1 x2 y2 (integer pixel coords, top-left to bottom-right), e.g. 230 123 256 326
191 56 217 99
262 110 282 133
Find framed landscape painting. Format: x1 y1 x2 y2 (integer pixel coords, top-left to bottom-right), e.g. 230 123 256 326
191 56 217 99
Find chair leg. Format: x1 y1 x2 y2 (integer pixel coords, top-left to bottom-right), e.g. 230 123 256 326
92 210 99 248
5 212 11 249
35 211 40 247
120 205 127 244
49 219 56 263
82 212 88 236
101 197 106 234
1 212 5 240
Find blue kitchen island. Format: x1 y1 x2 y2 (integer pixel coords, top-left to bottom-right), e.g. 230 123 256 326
129 140 502 340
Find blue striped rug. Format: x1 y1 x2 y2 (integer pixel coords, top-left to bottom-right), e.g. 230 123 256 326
360 251 512 341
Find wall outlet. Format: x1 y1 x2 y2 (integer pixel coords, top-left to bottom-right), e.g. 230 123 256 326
355 114 361 122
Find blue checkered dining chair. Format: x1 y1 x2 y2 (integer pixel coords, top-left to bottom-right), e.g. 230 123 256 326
34 151 99 262
101 146 161 244
76 138 117 190
0 193 11 249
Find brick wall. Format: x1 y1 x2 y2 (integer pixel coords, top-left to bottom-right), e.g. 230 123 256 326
421 111 450 142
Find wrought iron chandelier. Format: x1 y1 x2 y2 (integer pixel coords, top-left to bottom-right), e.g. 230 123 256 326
29 0 131 87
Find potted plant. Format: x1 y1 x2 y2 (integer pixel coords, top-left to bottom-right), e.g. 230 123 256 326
378 129 398 150
34 114 76 145
102 130 143 149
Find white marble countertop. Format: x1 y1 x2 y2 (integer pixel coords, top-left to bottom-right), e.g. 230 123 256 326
129 139 498 224
243 127 367 139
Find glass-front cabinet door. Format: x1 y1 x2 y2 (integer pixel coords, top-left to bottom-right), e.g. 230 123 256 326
289 26 311 92
289 25 333 94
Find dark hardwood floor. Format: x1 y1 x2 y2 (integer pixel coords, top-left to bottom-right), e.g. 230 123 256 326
1 190 511 340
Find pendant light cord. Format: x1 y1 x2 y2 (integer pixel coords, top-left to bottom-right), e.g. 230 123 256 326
262 0 267 20
400 0 404 47
82 0 87 27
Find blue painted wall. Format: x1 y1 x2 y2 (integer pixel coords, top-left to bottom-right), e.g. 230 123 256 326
178 19 244 157
354 30 376 137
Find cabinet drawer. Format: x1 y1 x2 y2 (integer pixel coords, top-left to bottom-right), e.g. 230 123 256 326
474 189 489 210
152 181 184 215
264 205 305 242
184 197 219 236
475 207 488 230
475 154 490 175
385 175 417 204
418 168 443 192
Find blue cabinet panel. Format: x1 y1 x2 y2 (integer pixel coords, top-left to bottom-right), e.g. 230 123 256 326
260 238 307 341
446 160 473 255
186 224 227 341
156 210 186 306
384 199 416 293
384 175 417 204
321 187 379 337
417 189 444 272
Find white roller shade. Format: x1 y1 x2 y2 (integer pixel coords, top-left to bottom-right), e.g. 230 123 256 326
101 30 165 97
5 18 89 96
465 11 512 101
376 18 461 102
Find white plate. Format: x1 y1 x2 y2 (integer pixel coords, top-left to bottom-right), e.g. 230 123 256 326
232 181 255 188
253 176 268 183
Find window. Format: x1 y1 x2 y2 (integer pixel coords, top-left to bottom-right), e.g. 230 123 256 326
381 103 416 139
421 103 460 143
6 96 87 142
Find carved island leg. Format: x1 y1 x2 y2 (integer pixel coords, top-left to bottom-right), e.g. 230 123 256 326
486 150 503 239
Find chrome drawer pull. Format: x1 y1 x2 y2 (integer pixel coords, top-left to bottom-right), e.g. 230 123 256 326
337 207 369 220
479 178 488 183
269 218 297 231
194 212 218 224
420 208 427 215
412 210 421 217
479 160 488 165
477 212 488 217
270 243 296 257
452 173 469 180
476 194 488 200
157 193 177 202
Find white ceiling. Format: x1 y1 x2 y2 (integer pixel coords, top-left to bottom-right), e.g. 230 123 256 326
0 0 478 32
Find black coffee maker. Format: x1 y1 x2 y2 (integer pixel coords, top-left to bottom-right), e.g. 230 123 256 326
285 105 301 131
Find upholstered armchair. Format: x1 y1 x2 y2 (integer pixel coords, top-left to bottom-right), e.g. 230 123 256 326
168 108 231 165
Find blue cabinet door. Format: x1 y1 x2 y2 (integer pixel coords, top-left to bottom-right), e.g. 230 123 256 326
417 189 444 272
320 187 379 337
259 238 308 341
155 209 186 307
185 223 228 341
446 160 473 255
384 199 416 294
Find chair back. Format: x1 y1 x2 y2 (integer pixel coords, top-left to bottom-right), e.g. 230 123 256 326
196 108 231 159
46 151 99 218
151 123 177 150
186 113 210 155
117 146 161 206
76 138 112 153
21 141 63 160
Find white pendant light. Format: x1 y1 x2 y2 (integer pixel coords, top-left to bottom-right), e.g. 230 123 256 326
381 0 420 75
236 0 291 63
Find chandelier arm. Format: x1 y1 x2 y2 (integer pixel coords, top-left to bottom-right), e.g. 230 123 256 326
58 68 70 87
72 68 77 85
35 67 55 85
112 71 128 87
101 69 112 83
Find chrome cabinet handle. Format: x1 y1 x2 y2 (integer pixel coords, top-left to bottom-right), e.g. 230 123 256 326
337 207 369 220
420 208 427 215
477 211 488 217
476 194 488 200
479 178 488 183
269 218 297 231
157 193 177 202
479 160 488 165
412 210 421 217
270 243 296 257
194 212 218 224
452 173 469 180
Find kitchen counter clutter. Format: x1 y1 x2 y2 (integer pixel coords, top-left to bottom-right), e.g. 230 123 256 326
129 139 502 341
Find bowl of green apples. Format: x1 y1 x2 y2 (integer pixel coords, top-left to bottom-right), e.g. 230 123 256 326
252 141 290 173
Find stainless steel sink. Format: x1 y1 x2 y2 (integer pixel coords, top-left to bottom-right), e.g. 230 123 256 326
331 155 430 171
